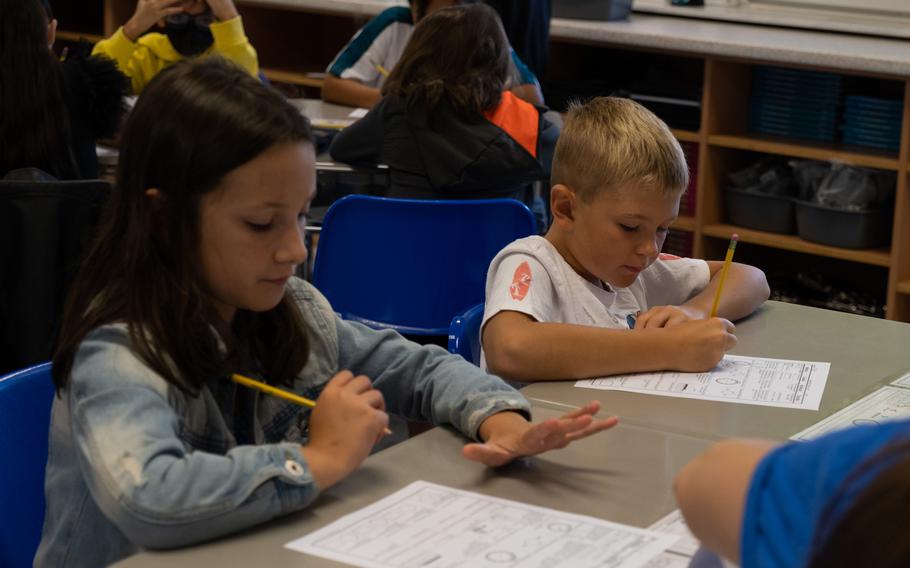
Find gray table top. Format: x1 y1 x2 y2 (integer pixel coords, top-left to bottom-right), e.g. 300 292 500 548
115 405 712 567
522 301 910 441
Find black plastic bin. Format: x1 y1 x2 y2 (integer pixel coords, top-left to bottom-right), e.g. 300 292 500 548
725 187 796 234
794 200 892 249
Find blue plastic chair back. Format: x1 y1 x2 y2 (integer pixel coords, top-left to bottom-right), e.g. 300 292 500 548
447 303 485 366
313 196 535 335
0 363 54 567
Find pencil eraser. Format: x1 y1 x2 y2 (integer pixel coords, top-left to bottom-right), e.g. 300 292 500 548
732 233 739 241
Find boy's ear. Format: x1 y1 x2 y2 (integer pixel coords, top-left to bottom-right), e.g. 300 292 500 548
549 184 577 225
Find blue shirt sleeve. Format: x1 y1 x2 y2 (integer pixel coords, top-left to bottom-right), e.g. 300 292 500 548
741 419 910 568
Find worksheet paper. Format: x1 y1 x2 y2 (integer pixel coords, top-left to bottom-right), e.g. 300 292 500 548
575 355 830 410
890 370 910 389
791 385 910 440
285 481 676 568
648 510 699 557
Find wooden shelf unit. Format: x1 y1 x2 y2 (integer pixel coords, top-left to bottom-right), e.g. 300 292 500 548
57 2 910 322
702 224 891 267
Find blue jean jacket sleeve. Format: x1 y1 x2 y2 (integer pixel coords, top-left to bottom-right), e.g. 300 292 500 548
335 318 532 440
68 327 319 549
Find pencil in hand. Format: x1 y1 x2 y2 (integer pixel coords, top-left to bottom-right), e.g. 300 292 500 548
709 233 739 318
231 373 392 435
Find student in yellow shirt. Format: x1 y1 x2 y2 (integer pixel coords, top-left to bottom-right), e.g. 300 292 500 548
92 0 257 95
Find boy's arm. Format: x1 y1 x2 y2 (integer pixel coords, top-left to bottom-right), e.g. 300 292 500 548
482 310 736 381
674 439 778 564
681 262 770 321
322 75 382 109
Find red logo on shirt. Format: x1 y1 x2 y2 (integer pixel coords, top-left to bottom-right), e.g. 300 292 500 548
510 261 532 301
659 253 681 260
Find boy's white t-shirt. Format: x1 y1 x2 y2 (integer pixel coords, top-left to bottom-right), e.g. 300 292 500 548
481 236 711 367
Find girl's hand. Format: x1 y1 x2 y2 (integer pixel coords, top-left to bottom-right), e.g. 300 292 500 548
635 305 703 329
463 402 618 467
302 371 389 489
205 0 239 21
124 0 185 41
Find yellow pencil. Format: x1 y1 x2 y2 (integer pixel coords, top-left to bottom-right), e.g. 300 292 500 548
231 373 392 435
375 64 390 77
709 233 739 318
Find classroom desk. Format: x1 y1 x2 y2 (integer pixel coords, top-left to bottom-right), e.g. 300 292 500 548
523 301 910 441
115 405 711 567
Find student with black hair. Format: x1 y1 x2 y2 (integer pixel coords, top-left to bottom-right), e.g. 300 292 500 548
323 0 542 109
0 0 125 180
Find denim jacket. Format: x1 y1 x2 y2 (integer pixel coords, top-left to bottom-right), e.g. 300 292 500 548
35 278 530 566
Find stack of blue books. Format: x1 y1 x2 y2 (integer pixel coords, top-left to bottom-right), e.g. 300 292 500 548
842 96 902 152
748 66 842 142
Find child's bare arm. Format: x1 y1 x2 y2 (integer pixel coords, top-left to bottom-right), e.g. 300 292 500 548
683 262 770 321
322 75 382 109
483 310 737 381
674 439 777 564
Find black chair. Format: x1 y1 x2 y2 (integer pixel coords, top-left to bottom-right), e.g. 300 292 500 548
0 176 110 374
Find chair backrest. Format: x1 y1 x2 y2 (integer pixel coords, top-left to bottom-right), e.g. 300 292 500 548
447 303 485 366
0 363 54 568
0 179 110 374
313 196 535 335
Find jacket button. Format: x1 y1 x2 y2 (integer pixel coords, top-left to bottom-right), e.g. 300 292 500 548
284 459 304 476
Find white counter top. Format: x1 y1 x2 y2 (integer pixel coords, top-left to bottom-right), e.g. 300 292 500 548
549 13 910 77
240 0 910 77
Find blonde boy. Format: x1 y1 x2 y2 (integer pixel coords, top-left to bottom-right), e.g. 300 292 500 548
482 97 769 381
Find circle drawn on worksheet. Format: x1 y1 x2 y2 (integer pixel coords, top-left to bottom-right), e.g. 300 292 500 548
486 551 518 563
853 418 880 426
715 377 740 385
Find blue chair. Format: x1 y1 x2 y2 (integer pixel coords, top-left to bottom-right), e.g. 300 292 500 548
448 303 485 366
0 363 54 568
313 196 535 336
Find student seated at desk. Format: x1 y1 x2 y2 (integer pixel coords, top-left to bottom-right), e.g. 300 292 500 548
91 0 257 95
481 97 770 381
322 0 543 109
1 0 125 180
329 4 557 201
674 420 910 568
34 58 616 566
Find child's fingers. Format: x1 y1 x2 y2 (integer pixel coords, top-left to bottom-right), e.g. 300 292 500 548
360 388 386 411
346 374 375 394
564 416 619 441
327 369 355 388
560 400 601 420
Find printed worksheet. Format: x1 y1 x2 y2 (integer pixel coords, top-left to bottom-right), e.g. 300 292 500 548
576 355 830 410
890 370 910 389
648 510 699 557
286 481 676 568
792 386 910 440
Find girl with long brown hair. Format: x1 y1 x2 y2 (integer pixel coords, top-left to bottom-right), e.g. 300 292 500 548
35 57 614 567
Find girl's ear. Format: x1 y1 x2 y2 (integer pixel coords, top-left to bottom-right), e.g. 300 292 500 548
549 184 577 226
47 18 57 47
